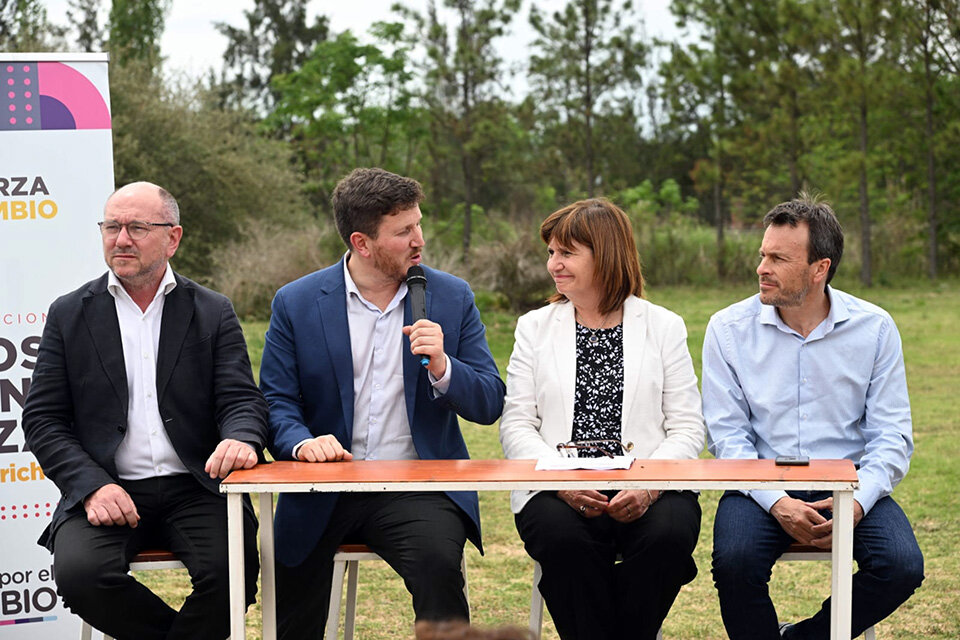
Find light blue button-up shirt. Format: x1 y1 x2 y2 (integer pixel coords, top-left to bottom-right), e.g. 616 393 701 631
702 287 913 515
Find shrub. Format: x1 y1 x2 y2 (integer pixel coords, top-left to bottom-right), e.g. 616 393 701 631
211 218 344 319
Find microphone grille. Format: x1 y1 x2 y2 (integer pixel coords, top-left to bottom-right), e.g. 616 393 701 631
406 265 426 284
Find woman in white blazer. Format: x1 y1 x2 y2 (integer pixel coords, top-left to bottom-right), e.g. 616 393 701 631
499 199 705 640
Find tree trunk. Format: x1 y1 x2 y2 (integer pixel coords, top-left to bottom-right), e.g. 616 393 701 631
583 1 595 197
858 87 871 287
458 0 474 268
923 1 938 280
715 162 725 281
715 37 727 281
788 84 801 196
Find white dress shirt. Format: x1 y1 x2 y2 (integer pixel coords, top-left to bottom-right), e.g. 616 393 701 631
343 256 451 460
109 265 190 479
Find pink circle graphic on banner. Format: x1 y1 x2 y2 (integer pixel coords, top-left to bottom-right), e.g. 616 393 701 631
1 61 111 131
37 61 111 129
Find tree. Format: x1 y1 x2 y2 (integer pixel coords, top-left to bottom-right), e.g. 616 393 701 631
109 59 310 281
900 0 959 279
528 0 647 197
821 0 896 286
398 0 521 264
661 0 735 278
67 0 103 52
108 0 168 66
0 0 61 50
702 0 821 202
267 27 420 215
215 0 329 112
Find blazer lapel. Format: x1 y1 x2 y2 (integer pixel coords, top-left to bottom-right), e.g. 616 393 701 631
552 302 577 436
401 283 429 428
82 283 128 408
157 279 194 400
318 265 355 438
621 296 647 426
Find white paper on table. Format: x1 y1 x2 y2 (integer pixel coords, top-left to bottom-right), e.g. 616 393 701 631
535 456 634 471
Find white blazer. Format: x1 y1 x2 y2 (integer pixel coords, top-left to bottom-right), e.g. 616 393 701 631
499 296 705 513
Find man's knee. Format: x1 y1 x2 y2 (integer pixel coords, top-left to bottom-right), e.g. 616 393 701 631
410 538 464 575
712 535 773 590
866 541 925 597
53 544 119 611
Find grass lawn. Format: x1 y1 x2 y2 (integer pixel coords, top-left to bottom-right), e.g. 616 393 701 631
141 281 959 639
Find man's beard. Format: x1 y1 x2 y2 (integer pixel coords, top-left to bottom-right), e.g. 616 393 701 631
759 279 808 308
372 245 412 283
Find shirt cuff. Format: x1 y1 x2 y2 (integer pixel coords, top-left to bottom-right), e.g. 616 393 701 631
747 489 789 513
428 355 452 396
854 485 881 516
291 438 313 460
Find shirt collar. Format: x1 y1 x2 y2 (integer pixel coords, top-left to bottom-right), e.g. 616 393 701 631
342 253 408 313
107 263 177 303
759 285 850 338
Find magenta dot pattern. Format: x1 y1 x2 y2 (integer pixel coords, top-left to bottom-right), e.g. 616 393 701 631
0 502 54 521
1 63 41 130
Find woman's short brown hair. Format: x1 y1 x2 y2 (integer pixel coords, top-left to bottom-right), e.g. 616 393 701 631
540 198 643 314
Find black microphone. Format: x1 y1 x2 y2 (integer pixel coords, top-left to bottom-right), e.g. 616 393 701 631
406 265 430 366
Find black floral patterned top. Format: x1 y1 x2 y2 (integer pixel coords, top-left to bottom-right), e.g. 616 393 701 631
571 321 625 457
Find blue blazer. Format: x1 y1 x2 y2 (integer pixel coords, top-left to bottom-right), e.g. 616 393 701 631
260 261 505 567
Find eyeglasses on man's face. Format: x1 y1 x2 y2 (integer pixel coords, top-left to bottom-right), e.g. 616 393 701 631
556 439 634 459
98 220 175 240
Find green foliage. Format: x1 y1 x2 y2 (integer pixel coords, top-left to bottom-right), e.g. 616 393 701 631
528 0 647 198
214 0 330 112
67 0 103 51
211 219 343 320
33 0 960 300
266 26 419 216
619 178 699 218
108 0 168 66
407 0 524 261
109 60 310 284
0 0 61 50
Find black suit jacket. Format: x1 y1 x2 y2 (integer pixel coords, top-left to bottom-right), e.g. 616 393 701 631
22 271 269 549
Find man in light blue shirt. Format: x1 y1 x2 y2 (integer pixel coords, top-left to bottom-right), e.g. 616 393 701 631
703 195 923 640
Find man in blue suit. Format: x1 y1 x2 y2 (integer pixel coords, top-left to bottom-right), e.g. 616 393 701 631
259 167 506 638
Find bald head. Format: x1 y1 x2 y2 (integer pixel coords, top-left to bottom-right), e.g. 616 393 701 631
106 182 180 225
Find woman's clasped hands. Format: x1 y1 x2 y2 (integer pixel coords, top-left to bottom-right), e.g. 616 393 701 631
557 489 662 523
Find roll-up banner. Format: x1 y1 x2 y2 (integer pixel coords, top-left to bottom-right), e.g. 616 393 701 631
0 52 113 638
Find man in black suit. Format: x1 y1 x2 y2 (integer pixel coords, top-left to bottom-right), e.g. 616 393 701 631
22 181 268 640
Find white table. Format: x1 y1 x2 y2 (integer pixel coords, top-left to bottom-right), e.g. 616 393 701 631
221 458 859 639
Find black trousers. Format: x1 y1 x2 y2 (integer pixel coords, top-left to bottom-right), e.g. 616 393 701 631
276 491 470 640
51 475 259 640
516 490 701 640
